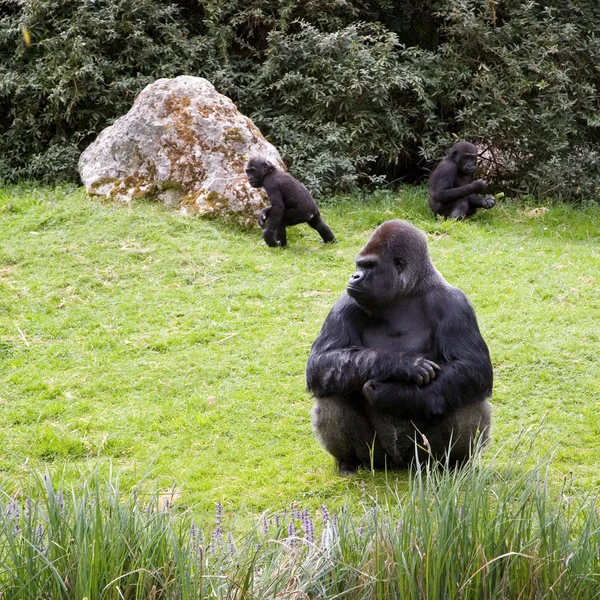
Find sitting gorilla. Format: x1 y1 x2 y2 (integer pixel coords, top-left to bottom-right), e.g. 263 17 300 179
306 220 493 475
245 157 337 247
429 141 495 219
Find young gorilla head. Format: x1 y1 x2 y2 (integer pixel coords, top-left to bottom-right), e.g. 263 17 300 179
245 157 276 188
347 220 438 307
448 141 478 177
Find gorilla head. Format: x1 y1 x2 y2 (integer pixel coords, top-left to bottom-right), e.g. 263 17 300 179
448 141 478 176
347 220 439 307
245 157 275 189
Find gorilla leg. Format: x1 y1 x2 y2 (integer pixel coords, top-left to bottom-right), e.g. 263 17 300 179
311 397 385 474
448 200 475 219
308 214 337 243
421 401 492 466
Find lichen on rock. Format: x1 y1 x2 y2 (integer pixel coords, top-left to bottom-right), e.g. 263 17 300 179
78 76 284 225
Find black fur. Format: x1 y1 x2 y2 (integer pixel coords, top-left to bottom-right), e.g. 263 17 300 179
428 141 495 219
245 157 336 247
306 220 493 474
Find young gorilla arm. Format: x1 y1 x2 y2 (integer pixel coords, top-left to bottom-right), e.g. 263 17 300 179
306 296 439 399
362 289 493 419
261 176 285 247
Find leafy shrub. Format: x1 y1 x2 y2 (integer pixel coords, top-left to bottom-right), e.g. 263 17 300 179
1 0 600 200
416 0 600 201
241 22 434 195
0 0 203 181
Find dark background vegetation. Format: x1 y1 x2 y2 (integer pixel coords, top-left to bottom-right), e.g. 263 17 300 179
1 0 599 200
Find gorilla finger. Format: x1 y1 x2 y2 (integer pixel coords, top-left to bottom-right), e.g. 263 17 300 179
412 373 424 386
423 363 437 379
362 380 379 400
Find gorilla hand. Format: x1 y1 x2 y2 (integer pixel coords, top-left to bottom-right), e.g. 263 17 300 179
473 179 488 194
258 207 271 228
262 228 280 247
395 356 440 385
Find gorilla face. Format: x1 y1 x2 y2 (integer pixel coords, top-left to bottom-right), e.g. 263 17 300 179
245 157 270 188
347 254 401 306
346 220 431 307
451 142 478 176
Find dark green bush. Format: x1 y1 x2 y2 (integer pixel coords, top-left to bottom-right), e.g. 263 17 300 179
241 22 434 194
1 0 599 200
0 0 202 181
416 0 600 201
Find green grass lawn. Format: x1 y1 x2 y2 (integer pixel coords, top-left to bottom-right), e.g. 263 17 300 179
1 185 599 517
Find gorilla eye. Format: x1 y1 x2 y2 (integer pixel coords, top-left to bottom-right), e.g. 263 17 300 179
393 257 405 270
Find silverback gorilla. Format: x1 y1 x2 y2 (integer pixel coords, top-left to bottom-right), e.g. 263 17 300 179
306 220 493 475
429 141 495 219
245 157 337 247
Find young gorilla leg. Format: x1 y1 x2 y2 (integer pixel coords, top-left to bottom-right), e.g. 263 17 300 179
311 397 384 475
308 214 337 243
421 401 492 466
448 200 475 220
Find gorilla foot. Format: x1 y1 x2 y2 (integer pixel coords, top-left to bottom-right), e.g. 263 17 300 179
481 196 495 209
337 459 359 476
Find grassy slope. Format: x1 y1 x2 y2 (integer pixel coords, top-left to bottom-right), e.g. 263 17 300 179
0 186 598 516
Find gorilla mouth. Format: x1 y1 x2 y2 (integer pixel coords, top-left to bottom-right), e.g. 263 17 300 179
346 285 369 301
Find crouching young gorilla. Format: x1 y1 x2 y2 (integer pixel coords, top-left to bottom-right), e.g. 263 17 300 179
306 220 493 475
429 141 496 219
245 157 337 247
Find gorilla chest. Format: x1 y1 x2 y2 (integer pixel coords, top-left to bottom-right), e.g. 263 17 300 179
361 310 432 354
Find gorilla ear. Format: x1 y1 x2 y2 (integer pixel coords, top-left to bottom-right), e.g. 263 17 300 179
263 159 276 174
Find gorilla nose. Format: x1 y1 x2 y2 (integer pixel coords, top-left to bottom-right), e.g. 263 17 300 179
351 272 362 282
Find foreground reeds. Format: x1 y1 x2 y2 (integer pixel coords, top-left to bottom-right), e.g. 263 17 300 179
1 437 599 599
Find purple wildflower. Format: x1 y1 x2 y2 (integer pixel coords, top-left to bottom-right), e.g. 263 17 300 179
301 510 314 544
321 504 330 526
7 499 19 519
37 523 45 551
190 523 198 552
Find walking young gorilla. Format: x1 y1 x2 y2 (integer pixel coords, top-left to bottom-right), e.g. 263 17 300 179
245 157 337 247
429 141 496 219
306 220 493 475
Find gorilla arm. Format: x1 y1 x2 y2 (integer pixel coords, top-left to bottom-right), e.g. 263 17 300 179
429 160 488 205
262 176 286 247
306 296 439 398
362 290 493 419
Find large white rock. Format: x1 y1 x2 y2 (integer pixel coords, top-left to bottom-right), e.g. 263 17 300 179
78 76 284 225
